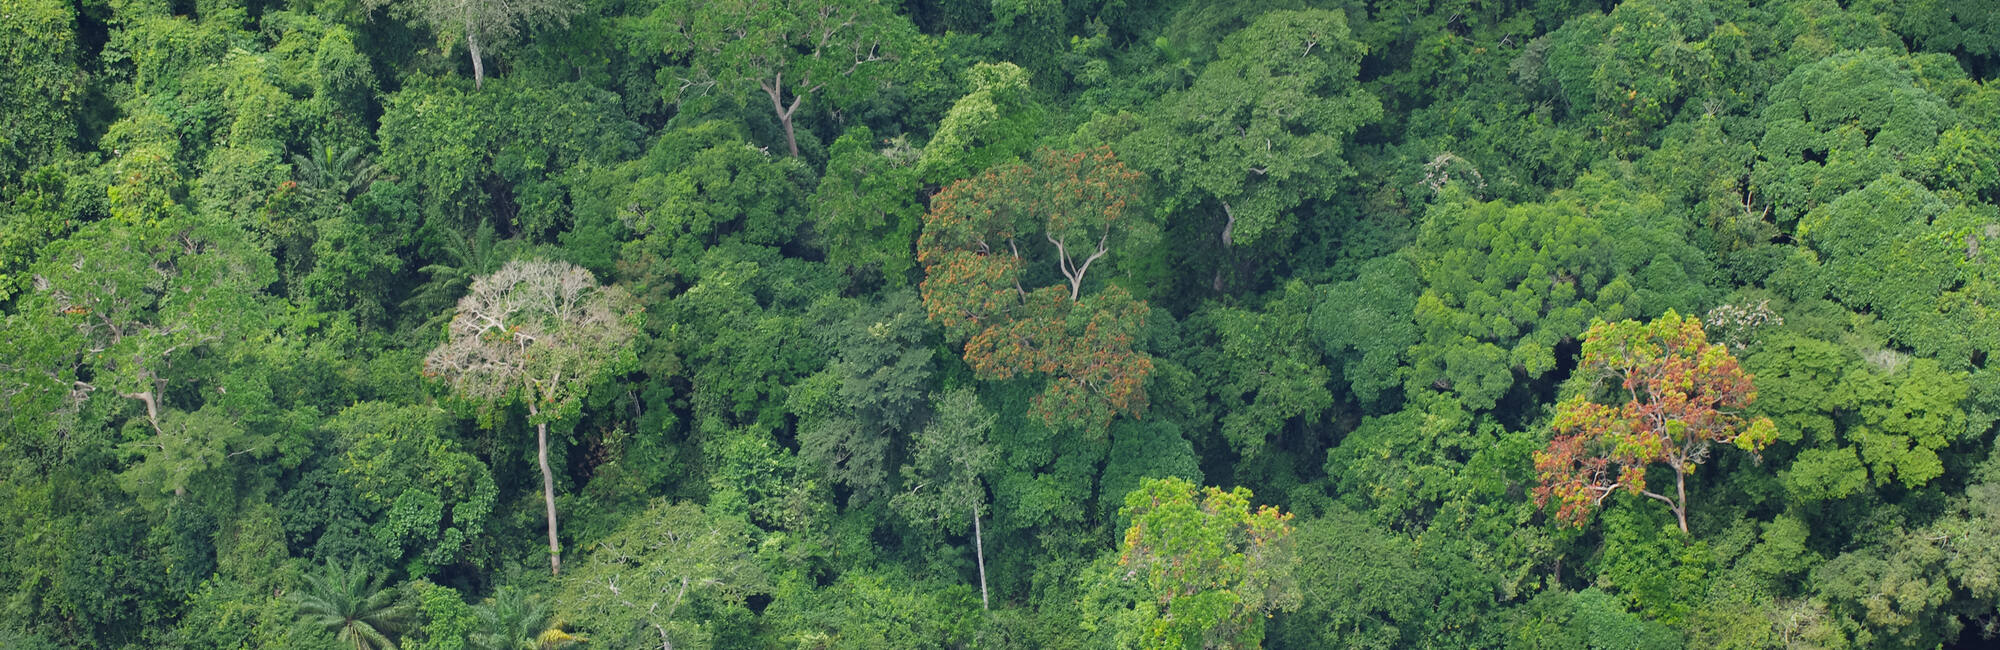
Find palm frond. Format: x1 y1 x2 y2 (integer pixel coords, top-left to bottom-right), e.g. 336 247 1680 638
288 562 411 650
293 136 385 203
470 587 575 650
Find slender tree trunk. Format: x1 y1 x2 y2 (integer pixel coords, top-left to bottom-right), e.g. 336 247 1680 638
1640 488 1683 534
530 403 561 574
778 109 800 157
972 505 989 610
1219 201 1236 248
466 26 485 89
1213 201 1237 292
121 388 181 496
1673 469 1689 535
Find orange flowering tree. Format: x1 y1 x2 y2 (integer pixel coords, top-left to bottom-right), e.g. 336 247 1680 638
918 146 1158 432
1534 311 1778 534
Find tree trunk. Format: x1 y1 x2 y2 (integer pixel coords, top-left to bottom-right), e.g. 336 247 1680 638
121 389 180 495
778 110 800 157
761 74 804 156
466 26 485 89
1219 201 1236 248
1672 468 1689 535
972 505 989 611
530 403 561 575
121 389 161 435
1213 201 1237 292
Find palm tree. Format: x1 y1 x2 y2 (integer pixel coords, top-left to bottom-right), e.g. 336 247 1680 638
292 136 384 204
289 562 411 650
470 587 581 650
401 218 524 331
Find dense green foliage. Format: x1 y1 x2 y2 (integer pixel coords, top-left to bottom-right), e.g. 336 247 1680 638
0 0 1996 647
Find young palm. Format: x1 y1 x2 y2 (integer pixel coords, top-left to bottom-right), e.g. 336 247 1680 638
292 136 383 204
401 219 518 331
289 562 411 650
470 588 580 650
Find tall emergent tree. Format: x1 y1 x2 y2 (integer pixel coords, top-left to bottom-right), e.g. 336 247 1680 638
424 259 640 575
917 146 1160 432
657 0 912 156
893 388 997 609
1097 477 1301 649
372 0 580 88
1534 311 1778 534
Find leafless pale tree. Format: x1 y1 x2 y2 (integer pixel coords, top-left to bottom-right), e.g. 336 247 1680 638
425 258 639 575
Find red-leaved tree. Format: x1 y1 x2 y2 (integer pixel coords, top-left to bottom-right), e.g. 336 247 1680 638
917 146 1158 432
1534 310 1777 534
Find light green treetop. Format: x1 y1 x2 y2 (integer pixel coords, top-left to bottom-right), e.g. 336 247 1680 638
559 500 768 649
1092 477 1301 650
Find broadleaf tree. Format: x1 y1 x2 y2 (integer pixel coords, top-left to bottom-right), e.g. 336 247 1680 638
1121 9 1380 253
1 215 274 496
1534 311 1778 534
558 500 767 649
1094 477 1301 650
371 0 581 88
892 388 997 609
656 0 914 156
423 258 640 575
917 146 1160 432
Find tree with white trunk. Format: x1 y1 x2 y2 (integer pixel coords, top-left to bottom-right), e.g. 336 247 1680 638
893 388 998 609
375 0 580 89
655 0 912 156
424 258 640 575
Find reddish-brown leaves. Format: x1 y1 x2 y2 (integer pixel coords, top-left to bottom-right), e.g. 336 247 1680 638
1532 311 1778 529
918 147 1154 432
